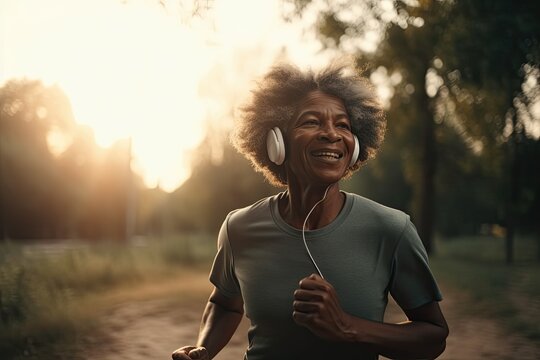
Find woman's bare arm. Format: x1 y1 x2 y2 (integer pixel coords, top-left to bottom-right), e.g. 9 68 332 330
172 287 244 360
342 300 448 359
293 274 449 359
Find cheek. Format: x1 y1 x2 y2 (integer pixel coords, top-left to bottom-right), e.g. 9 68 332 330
287 134 306 154
286 138 311 170
345 135 356 152
289 143 307 164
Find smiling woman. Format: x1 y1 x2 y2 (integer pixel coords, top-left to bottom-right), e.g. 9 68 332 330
171 62 448 360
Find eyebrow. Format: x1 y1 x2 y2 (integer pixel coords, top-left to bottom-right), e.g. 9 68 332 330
297 110 349 119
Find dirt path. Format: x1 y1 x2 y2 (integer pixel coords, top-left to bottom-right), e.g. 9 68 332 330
382 283 539 359
85 274 539 360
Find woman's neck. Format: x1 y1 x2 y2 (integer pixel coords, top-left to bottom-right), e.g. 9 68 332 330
279 182 344 230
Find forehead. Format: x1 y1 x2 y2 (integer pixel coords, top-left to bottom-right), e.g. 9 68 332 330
295 90 347 115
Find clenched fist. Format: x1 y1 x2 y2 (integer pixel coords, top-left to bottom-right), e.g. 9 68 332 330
171 346 209 360
293 273 355 342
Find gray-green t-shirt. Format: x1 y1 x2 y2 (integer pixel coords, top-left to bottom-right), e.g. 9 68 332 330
210 192 442 360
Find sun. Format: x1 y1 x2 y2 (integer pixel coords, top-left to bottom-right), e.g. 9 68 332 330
1 0 328 191
2 0 212 192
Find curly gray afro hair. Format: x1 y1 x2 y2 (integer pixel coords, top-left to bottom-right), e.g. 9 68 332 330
231 62 386 187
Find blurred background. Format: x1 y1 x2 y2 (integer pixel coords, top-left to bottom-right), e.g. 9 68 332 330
1 0 539 359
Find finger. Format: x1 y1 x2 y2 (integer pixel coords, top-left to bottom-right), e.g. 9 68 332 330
293 300 320 313
294 288 328 302
298 277 331 291
172 350 192 360
292 310 314 325
299 274 322 284
188 347 208 359
172 346 197 360
309 273 322 280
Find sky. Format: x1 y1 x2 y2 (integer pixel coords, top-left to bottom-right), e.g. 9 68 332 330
0 0 335 191
2 0 539 192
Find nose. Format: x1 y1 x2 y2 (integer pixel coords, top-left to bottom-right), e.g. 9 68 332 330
318 124 342 143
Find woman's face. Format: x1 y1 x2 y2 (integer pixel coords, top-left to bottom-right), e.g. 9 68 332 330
285 90 356 186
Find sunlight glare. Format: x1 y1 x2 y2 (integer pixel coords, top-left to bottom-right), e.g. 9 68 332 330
2 0 210 191
2 0 330 191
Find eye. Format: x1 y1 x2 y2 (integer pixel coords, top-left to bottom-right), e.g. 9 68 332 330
301 118 319 126
336 122 351 130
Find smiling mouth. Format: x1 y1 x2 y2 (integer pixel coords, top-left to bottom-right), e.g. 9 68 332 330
311 151 343 160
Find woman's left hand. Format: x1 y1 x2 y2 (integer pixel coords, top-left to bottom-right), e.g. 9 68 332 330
292 274 355 342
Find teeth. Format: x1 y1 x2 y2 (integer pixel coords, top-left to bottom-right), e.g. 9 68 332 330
314 151 341 159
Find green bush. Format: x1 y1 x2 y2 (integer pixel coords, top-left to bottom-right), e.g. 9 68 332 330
432 235 540 340
0 234 215 358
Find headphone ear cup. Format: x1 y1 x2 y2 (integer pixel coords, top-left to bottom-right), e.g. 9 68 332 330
349 135 360 167
267 127 285 165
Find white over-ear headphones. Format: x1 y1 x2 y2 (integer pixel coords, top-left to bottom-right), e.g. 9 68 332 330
266 127 286 165
266 127 360 167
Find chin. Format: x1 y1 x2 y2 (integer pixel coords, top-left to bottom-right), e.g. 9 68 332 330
311 171 344 185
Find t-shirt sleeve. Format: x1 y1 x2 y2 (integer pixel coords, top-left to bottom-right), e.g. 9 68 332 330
209 214 242 298
389 216 443 310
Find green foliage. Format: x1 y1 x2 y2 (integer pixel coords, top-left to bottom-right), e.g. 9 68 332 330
289 0 540 242
342 115 412 213
165 133 276 234
0 80 71 238
0 79 146 240
432 236 540 340
0 236 214 358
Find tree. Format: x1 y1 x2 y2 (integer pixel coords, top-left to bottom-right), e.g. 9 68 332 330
289 0 454 253
436 0 540 262
0 79 141 241
0 80 75 239
289 0 540 260
168 130 275 234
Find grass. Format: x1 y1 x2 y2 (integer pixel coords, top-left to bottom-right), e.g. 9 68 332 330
431 235 540 341
1 232 538 358
0 234 216 359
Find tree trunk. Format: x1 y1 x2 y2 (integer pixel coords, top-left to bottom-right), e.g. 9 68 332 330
537 222 540 262
0 137 6 241
505 126 520 264
124 137 135 242
505 215 514 264
418 92 437 254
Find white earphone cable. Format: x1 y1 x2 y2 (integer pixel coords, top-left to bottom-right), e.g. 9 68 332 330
302 185 332 279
